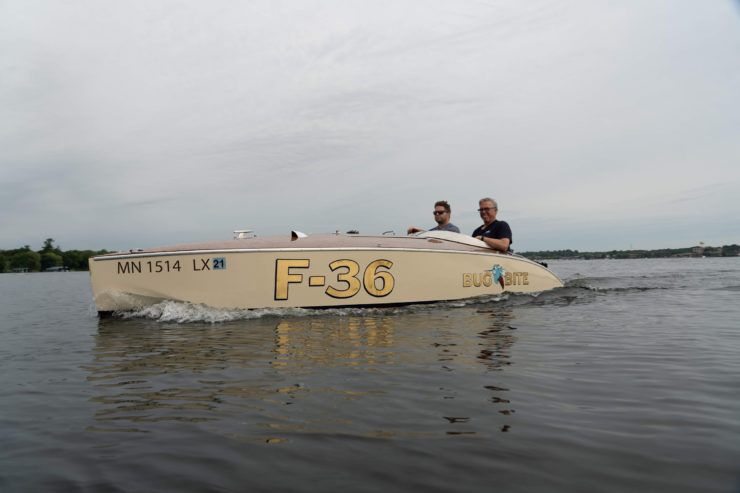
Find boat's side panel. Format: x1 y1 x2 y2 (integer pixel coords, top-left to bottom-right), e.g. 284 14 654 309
89 249 562 311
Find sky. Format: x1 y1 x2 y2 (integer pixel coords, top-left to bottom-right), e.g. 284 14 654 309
1 0 739 252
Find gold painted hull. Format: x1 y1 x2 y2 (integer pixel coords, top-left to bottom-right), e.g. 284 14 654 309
89 232 563 313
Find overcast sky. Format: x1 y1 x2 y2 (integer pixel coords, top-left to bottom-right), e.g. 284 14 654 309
1 0 739 252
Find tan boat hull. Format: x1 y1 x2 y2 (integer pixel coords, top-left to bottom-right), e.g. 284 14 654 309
89 233 563 312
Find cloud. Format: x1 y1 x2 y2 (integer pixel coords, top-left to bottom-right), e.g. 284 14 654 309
1 0 739 251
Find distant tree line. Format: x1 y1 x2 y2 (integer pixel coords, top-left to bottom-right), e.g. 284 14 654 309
521 244 740 260
3 239 737 272
0 238 109 273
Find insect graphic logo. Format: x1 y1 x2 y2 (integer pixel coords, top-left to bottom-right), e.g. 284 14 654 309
491 264 506 289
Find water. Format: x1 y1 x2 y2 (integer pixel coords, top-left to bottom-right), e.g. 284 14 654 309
1 258 739 492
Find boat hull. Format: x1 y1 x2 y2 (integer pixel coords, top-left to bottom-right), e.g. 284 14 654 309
89 234 563 313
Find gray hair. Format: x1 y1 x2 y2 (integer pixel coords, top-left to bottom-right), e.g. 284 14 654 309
479 197 498 210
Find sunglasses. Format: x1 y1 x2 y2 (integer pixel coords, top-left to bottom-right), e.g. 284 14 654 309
433 210 447 215
477 207 495 212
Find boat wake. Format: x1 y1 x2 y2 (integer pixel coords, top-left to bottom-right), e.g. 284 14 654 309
108 294 516 323
116 301 316 323
99 275 682 322
102 272 685 323
564 277 672 293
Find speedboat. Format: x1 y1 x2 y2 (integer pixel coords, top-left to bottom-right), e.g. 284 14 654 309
88 230 563 314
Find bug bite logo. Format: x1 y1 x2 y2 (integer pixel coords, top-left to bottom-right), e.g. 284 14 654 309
462 264 529 289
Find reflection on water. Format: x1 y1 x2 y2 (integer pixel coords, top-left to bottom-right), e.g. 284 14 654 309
475 308 517 428
85 305 520 439
87 318 265 432
273 316 398 369
475 308 517 371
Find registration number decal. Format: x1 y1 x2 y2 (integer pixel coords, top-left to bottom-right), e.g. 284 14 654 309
117 259 182 274
116 257 226 274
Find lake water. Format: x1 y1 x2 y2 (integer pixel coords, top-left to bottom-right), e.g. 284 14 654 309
1 258 739 492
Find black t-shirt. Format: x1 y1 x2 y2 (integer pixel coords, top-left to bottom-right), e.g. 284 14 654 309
472 220 512 249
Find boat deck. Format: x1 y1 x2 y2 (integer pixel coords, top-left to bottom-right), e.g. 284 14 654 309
98 233 496 257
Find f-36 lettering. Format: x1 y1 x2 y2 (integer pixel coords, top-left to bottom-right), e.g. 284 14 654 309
275 258 395 301
275 259 310 300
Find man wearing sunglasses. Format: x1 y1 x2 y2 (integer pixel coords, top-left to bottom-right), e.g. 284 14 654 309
407 200 460 234
473 197 512 252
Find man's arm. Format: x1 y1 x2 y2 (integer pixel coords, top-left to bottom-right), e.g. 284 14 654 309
476 235 510 252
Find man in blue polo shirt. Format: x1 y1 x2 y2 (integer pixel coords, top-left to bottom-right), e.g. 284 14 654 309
472 197 512 252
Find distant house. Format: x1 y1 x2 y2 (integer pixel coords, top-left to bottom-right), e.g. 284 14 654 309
704 247 723 257
690 245 723 257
